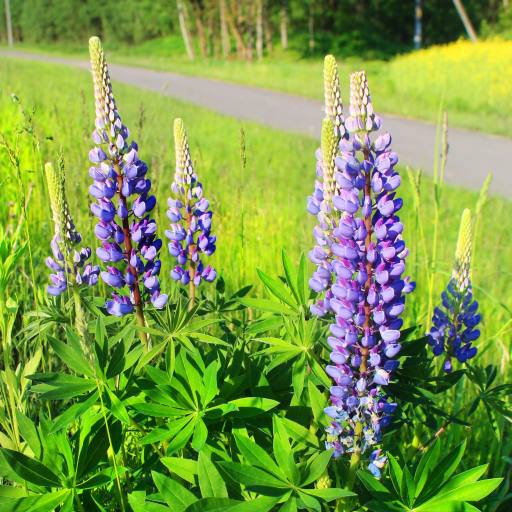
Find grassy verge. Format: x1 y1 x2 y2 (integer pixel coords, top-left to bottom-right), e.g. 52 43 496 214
0 57 510 376
5 37 512 137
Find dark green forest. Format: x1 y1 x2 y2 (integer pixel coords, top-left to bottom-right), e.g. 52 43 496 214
2 0 512 58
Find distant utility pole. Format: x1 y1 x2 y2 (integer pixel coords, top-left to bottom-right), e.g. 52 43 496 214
4 0 13 47
414 0 422 49
451 0 478 42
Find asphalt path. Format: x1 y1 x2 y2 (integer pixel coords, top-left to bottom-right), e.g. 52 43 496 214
2 49 510 197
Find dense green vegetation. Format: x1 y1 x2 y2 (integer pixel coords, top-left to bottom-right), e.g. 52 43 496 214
0 54 510 510
2 0 512 57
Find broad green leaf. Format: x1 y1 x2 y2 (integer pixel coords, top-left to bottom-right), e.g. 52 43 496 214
47 335 94 378
420 441 466 499
16 411 41 459
184 496 282 511
358 470 395 501
279 497 297 512
225 397 279 418
256 269 297 310
387 454 403 497
301 450 333 486
307 381 326 426
233 433 284 479
167 417 196 454
218 461 289 490
152 471 198 511
272 416 299 485
161 456 198 485
191 418 208 452
439 464 489 494
401 465 416 507
0 489 70 512
301 487 355 501
49 392 99 433
416 478 503 510
29 373 96 400
296 490 320 511
202 361 219 407
280 417 319 449
198 451 228 498
414 438 440 497
1 448 61 487
105 388 129 425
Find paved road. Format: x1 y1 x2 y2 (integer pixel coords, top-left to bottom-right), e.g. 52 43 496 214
2 49 511 197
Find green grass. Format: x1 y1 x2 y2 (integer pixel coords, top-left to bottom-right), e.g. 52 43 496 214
8 36 512 137
0 56 511 380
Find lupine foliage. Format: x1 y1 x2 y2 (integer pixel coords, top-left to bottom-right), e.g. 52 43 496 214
0 41 509 512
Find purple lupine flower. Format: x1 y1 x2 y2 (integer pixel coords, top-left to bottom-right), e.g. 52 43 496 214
44 161 99 296
88 37 167 314
165 118 216 291
428 209 479 371
308 65 414 457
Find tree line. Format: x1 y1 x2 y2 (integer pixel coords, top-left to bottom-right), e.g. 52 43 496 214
2 0 511 58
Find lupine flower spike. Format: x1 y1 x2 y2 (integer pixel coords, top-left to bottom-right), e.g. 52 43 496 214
166 118 216 308
45 158 99 353
428 209 480 372
307 61 414 466
88 37 167 327
45 159 99 296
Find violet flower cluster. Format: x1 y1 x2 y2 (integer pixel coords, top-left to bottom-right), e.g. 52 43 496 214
88 37 167 316
165 119 216 287
428 209 479 372
307 59 414 457
45 161 99 296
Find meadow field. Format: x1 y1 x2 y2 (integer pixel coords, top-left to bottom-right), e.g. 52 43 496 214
0 52 510 510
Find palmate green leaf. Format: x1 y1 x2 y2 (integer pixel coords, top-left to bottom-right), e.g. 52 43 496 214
218 461 289 491
272 416 299 485
16 411 41 459
301 450 334 486
29 373 96 400
387 454 403 497
280 417 319 450
76 470 114 490
233 433 284 478
256 269 297 310
365 499 408 512
401 465 416 507
296 490 320 511
191 418 208 452
135 339 167 373
105 387 129 425
127 491 169 512
301 487 355 501
418 441 466 500
415 478 503 510
49 392 99 434
291 356 306 401
358 470 395 501
414 438 440 497
198 451 228 498
438 464 489 494
161 456 198 485
307 381 327 426
131 402 187 418
202 361 220 407
47 334 94 378
0 489 70 512
168 417 197 454
0 448 62 487
142 415 193 446
152 471 197 511
279 497 297 512
224 397 279 418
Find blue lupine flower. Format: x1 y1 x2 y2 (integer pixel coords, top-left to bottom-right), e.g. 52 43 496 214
165 119 216 289
428 209 480 371
88 37 167 316
44 161 99 296
307 60 414 457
